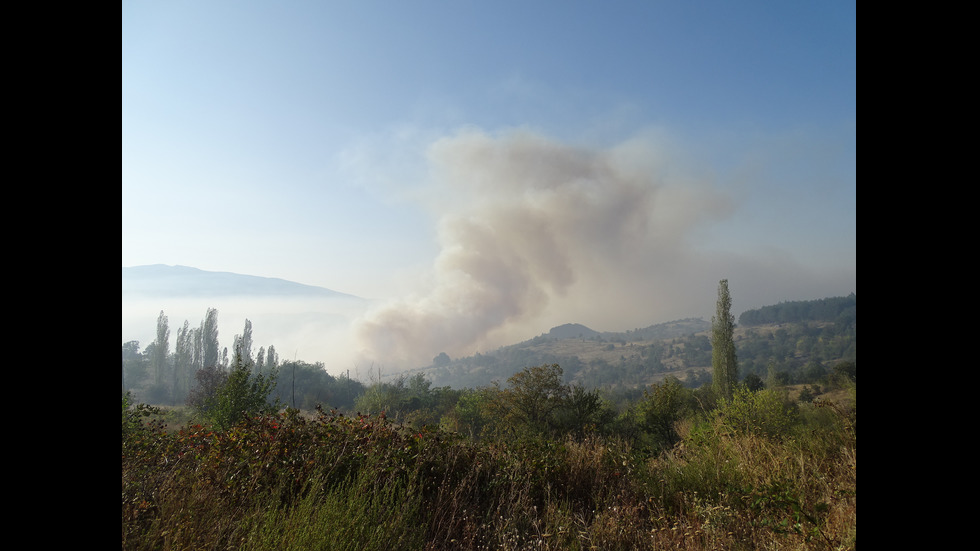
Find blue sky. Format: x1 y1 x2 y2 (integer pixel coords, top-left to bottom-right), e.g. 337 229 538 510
123 2 855 367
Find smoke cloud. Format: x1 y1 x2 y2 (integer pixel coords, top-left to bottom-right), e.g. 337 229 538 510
353 128 747 368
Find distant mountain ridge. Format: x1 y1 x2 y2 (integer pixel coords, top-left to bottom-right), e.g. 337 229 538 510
122 265 362 299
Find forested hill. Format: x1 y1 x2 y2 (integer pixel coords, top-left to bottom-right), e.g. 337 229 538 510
738 293 856 326
412 297 855 391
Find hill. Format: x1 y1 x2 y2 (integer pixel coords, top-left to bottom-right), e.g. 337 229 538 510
405 318 713 390
403 297 855 392
122 264 363 300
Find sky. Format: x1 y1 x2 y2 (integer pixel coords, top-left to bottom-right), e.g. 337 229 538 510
122 1 856 372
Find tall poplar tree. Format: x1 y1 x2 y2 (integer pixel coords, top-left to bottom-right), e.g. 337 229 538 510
152 311 170 386
192 326 203 373
201 308 220 369
173 320 193 401
233 319 254 371
711 279 738 401
255 346 266 374
266 344 278 370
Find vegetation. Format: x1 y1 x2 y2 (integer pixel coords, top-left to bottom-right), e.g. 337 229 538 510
123 379 855 549
400 296 854 393
123 308 276 407
738 294 855 327
121 296 855 406
190 352 280 432
123 293 855 549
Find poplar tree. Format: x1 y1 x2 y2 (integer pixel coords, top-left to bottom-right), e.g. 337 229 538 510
711 279 738 401
266 345 278 370
201 308 220 369
152 311 170 386
235 318 254 370
191 327 202 371
255 346 266 374
173 320 193 401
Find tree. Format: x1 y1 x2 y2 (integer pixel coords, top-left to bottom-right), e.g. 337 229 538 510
173 321 194 403
711 279 738 401
446 387 500 439
122 341 146 391
433 352 451 367
266 345 278 370
233 318 254 372
833 361 856 384
201 308 220 369
190 325 203 378
742 372 765 392
635 376 690 451
255 346 266 373
553 383 613 439
151 311 170 386
186 365 227 410
191 353 280 431
500 364 569 435
800 360 827 384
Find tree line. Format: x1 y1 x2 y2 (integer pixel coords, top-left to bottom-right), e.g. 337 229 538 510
122 283 856 437
738 293 856 326
122 307 279 406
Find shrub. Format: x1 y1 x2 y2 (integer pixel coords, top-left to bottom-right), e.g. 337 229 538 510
720 386 798 438
122 392 164 439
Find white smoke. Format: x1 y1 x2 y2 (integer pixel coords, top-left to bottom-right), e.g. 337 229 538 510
123 127 853 376
353 128 742 368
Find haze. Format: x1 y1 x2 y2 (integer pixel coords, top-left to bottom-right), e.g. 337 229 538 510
122 2 856 374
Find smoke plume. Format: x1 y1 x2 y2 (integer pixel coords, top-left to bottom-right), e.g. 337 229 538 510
353 127 747 368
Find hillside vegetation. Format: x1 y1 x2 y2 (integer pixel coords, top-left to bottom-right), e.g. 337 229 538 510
412 295 855 393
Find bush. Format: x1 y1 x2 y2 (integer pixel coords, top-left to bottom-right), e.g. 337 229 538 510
720 386 798 438
122 392 164 439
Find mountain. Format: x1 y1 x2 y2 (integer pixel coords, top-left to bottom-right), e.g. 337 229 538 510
122 265 363 300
